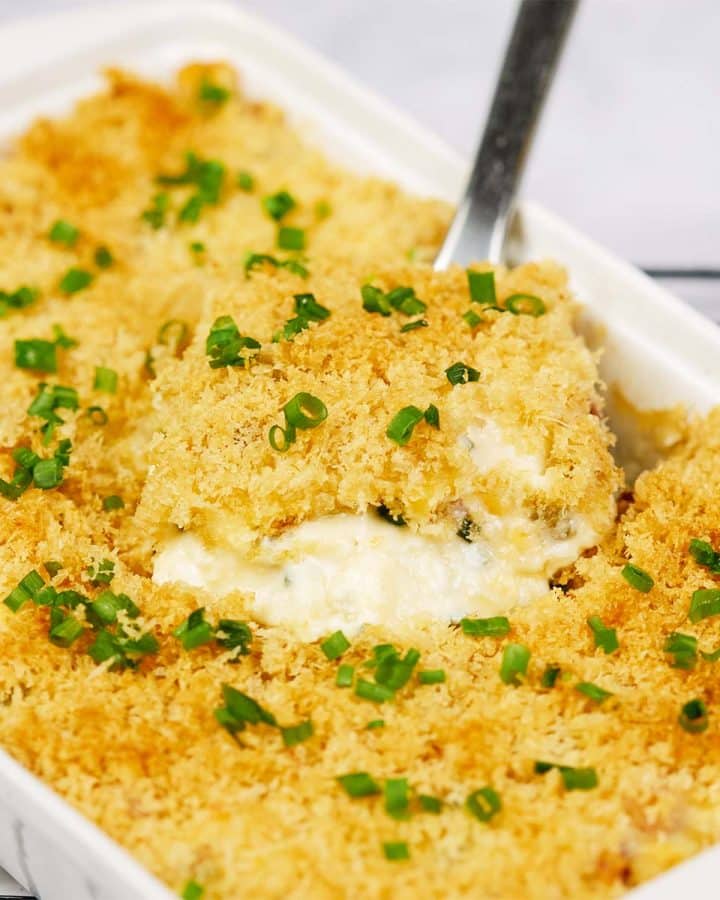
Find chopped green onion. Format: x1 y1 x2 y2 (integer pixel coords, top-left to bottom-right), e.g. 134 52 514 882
321 630 350 660
59 267 93 295
281 720 314 747
445 361 480 385
385 778 410 820
86 406 108 426
268 424 294 452
466 786 501 823
535 762 598 790
158 319 190 352
541 665 561 688
236 171 254 192
575 681 612 703
621 563 654 593
44 561 62 578
679 698 709 734
3 569 45 612
141 192 170 229
49 610 84 647
283 392 328 429
87 558 114 585
179 195 204 223
424 403 440 429
215 619 252 654
419 794 443 813
199 79 230 104
375 647 420 691
0 285 39 318
181 880 204 900
262 190 296 221
400 319 428 333
385 286 426 316
205 315 260 369
462 308 483 328
94 246 113 269
387 406 425 446
337 772 381 797
336 664 355 687
15 339 57 373
49 219 79 247
505 293 546 316
689 589 720 623
366 719 385 730
294 293 330 321
52 324 77 349
355 679 395 703
467 270 496 304
243 252 308 279
383 842 409 861
689 537 720 573
277 226 305 251
587 616 619 654
173 608 215 650
701 646 720 662
361 284 391 316
93 366 118 394
500 643 531 685
376 504 406 526
461 616 510 637
32 457 63 489
214 683 277 735
418 669 445 685
664 632 698 669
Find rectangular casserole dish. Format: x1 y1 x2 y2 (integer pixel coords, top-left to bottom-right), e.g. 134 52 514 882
0 3 718 898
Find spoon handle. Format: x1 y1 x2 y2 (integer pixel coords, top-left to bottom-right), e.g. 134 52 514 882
434 0 579 269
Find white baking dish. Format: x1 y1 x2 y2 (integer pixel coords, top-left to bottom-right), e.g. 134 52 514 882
0 3 718 898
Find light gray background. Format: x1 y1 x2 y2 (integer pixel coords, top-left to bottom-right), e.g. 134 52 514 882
0 1 717 896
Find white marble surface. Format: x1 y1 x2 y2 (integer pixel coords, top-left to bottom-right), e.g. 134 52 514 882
0 2 716 897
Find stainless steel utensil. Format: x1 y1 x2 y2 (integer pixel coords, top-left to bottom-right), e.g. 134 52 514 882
434 0 579 269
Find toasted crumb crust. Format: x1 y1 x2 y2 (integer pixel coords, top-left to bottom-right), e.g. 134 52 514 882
0 63 719 900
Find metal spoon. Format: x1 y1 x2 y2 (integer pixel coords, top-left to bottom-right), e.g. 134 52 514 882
434 0 579 269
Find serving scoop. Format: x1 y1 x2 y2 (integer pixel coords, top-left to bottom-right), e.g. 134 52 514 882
434 0 578 269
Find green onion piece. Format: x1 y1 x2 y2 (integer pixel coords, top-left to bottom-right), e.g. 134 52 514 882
181 880 204 900
386 286 426 316
262 190 296 221
560 766 598 791
445 361 480 385
52 325 78 349
355 679 395 703
214 619 252 654
587 615 619 654
461 616 510 638
424 403 440 429
93 366 118 394
87 558 115 585
383 842 409 861
277 226 305 251
49 611 84 647
94 246 113 269
387 406 425 446
505 293 546 316
283 392 328 429
49 219 79 247
500 643 531 685
59 267 93 295
400 319 428 333
467 270 496 304
337 771 381 797
462 308 483 328
679 698 709 733
418 669 445 685
243 252 308 279
689 589 720 623
621 563 654 593
205 315 260 369
366 719 385 730
384 778 410 820
575 681 612 703
689 537 720 573
268 424 294 452
44 561 62 578
541 665 561 688
466 786 501 822
3 569 45 612
85 405 108 426
321 630 350 660
377 504 406 526
102 495 124 512
664 632 698 669
336 664 355 687
375 648 420 691
361 284 391 316
174 609 215 650
33 457 63 489
15 339 57 373
141 192 169 229
237 171 254 191
294 293 330 321
281 719 314 747
419 794 443 813
701 646 720 663
199 79 230 104
179 195 204 223
158 319 190 351
216 683 277 733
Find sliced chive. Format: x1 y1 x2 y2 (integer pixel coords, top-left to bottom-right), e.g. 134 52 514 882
141 192 169 229
294 292 330 321
467 270 496 304
701 646 720 663
621 563 654 593
462 308 483 328
384 777 409 820
336 663 355 687
93 366 118 394
541 665 561 688
268 424 294 452
689 537 720 573
575 681 612 703
86 558 114 585
86 405 108 425
236 171 254 192
205 315 260 369
679 698 709 733
44 561 62 578
505 293 546 316
181 880 204 900
355 679 395 703
59 267 93 295
173 608 214 650
418 669 445 685
366 719 385 730
587 615 619 654
94 246 113 269
386 286 426 316
14 339 57 373
158 319 190 351
277 226 305 251
418 794 443 814
375 648 420 691
49 219 79 247
424 403 440 429
382 841 409 861
33 457 64 489
400 318 428 333
361 284 391 316
465 786 501 822
49 611 84 647
664 632 698 669
199 79 230 104
337 771 381 797
281 719 314 747
461 616 510 637
262 190 296 221
560 766 598 791
216 683 277 734
179 195 204 223
387 406 425 446
321 630 350 660
445 361 480 385
500 643 531 685
689 589 720 623
243 252 308 279
3 569 45 612
102 495 124 512
284 392 328 429
215 619 252 654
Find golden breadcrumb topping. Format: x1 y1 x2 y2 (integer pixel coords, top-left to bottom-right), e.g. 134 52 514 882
0 62 719 900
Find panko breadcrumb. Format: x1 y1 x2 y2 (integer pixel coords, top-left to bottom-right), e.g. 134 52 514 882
0 61 719 900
